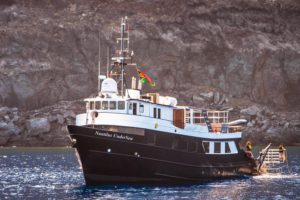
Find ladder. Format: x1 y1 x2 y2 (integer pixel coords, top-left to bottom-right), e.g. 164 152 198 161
202 110 213 132
257 145 290 174
263 149 284 164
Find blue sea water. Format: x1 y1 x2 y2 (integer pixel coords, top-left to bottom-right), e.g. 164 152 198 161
0 147 299 200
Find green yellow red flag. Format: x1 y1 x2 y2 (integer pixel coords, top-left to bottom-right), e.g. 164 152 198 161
136 68 156 87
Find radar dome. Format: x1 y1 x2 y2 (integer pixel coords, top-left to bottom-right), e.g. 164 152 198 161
101 78 118 94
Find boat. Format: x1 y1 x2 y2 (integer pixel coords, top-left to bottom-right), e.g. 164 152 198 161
67 17 261 185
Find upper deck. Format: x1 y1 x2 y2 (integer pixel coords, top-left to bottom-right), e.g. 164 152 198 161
78 86 243 137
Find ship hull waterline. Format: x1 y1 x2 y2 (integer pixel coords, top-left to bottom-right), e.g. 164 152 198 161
68 125 258 185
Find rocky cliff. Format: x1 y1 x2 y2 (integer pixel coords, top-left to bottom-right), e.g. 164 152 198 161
0 0 299 146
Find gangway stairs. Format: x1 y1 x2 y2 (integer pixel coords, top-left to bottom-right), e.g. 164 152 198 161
257 144 289 174
263 149 286 173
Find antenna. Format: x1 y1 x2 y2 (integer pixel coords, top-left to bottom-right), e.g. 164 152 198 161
107 46 110 77
98 30 101 93
110 16 132 97
120 17 125 97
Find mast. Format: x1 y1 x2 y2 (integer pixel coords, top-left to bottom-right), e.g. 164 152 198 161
120 17 125 97
111 17 136 96
98 30 101 93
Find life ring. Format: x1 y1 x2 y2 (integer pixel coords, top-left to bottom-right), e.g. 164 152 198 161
91 111 98 119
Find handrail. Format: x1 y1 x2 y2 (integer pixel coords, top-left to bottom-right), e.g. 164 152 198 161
257 143 272 172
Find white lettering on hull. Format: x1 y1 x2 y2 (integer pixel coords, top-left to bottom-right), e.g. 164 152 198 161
95 131 133 141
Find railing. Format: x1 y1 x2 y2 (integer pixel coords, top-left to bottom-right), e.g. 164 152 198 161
185 109 229 124
185 109 241 133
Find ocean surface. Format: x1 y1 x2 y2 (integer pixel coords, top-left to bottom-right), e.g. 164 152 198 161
0 147 299 200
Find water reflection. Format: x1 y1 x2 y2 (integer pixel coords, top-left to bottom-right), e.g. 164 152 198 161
0 147 299 199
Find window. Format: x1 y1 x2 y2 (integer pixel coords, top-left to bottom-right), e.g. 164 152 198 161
214 142 221 153
89 101 94 110
194 118 201 124
228 141 238 154
109 101 116 110
118 101 125 110
129 103 132 110
95 101 101 110
153 108 157 118
102 101 108 110
202 141 209 153
139 104 144 113
225 142 231 153
188 141 197 152
158 108 161 119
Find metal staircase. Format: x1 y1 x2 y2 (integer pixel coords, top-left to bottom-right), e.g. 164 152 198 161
202 110 213 132
257 144 290 174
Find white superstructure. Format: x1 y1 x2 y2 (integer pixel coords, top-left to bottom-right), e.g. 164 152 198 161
75 16 245 141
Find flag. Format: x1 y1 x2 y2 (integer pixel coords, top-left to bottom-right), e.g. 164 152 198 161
136 68 156 87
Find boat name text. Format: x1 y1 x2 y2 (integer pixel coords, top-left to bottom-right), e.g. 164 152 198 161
95 131 133 141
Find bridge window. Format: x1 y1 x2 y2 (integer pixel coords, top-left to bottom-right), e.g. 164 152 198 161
158 108 161 119
202 141 237 154
109 101 116 110
89 101 95 110
102 101 108 110
225 142 231 153
139 104 144 113
228 141 238 154
95 101 101 110
153 108 157 118
214 142 221 154
118 101 125 110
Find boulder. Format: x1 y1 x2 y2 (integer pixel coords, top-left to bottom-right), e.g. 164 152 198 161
213 92 220 104
12 115 20 122
283 122 289 129
57 114 65 124
247 122 253 127
0 121 20 136
4 115 10 121
218 94 226 105
240 105 260 116
261 120 271 131
266 127 281 135
63 110 76 119
199 92 214 100
26 118 51 136
0 107 10 116
0 121 8 130
192 95 205 105
48 115 57 123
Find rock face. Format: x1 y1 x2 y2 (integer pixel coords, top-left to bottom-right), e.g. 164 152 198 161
0 101 84 146
0 0 299 110
0 0 299 146
26 118 50 136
